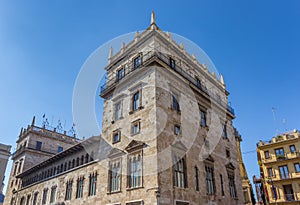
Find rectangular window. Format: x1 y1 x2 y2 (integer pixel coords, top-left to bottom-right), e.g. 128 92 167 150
194 166 199 191
200 110 206 127
65 180 73 200
220 174 225 196
58 146 63 153
42 188 48 205
294 163 300 173
174 125 181 135
128 153 142 188
115 101 122 120
173 155 187 188
222 122 228 138
275 148 285 159
279 165 289 179
112 130 121 143
18 160 23 174
117 67 125 81
26 195 30 205
32 193 38 205
205 165 215 195
109 159 121 192
132 91 140 111
172 95 180 112
228 173 237 198
290 145 296 154
76 177 84 198
133 56 141 69
88 173 97 196
131 121 140 135
264 151 270 159
50 186 56 203
170 57 175 69
196 78 201 88
267 168 274 178
36 141 42 150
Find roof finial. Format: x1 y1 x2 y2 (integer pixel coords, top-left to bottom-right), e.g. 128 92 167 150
151 11 156 25
31 116 35 126
108 46 113 63
220 74 225 86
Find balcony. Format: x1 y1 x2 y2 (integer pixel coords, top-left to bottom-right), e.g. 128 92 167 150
100 50 235 116
261 152 300 164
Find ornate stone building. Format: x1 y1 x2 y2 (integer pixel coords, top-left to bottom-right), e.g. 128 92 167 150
5 12 248 205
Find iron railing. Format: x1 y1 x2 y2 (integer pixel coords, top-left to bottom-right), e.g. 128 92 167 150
100 50 235 115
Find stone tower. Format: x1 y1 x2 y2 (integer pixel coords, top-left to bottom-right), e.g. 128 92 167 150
4 117 78 204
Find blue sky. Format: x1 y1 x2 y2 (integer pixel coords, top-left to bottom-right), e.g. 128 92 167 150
1 0 299 196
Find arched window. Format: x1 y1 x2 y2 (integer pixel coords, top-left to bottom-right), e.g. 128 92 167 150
81 155 84 165
76 157 80 166
85 153 89 163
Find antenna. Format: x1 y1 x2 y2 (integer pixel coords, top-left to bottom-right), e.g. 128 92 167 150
271 107 279 135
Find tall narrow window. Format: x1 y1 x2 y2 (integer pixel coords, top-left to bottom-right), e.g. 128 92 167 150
20 197 25 205
117 67 125 81
196 78 201 88
18 160 23 174
65 180 73 200
26 194 30 205
128 153 142 188
228 173 237 198
173 155 187 188
132 91 140 111
109 160 121 192
222 122 228 138
267 168 274 178
50 186 57 203
194 166 199 191
295 163 300 173
172 95 180 112
42 188 48 205
76 177 84 198
88 173 97 196
205 165 215 195
174 125 181 136
290 145 296 154
36 141 42 150
32 192 38 205
115 101 122 120
131 121 140 135
133 56 141 69
220 174 225 196
264 151 270 159
170 57 175 69
279 165 289 179
200 110 206 127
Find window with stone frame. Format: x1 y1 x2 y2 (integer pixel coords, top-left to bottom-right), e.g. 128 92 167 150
25 194 30 205
115 101 122 120
76 177 84 198
112 130 121 144
133 55 141 69
131 120 140 135
132 91 141 111
264 150 270 159
65 180 73 200
42 188 48 205
116 67 125 81
295 163 300 173
173 154 187 188
50 185 57 203
267 167 274 178
20 197 25 205
174 124 181 136
228 172 237 198
196 77 201 88
222 122 228 138
88 172 97 196
32 192 38 205
108 158 121 193
170 57 176 69
200 110 207 127
205 164 215 195
172 94 180 112
127 151 142 188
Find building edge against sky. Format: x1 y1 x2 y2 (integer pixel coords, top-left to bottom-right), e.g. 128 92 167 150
4 12 254 205
254 130 300 205
0 143 11 204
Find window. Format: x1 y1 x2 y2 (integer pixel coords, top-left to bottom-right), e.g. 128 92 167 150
76 177 84 198
133 55 141 69
200 110 206 127
170 57 175 69
175 202 189 205
172 95 180 112
20 197 25 205
220 174 225 196
131 121 140 135
58 146 63 153
88 173 97 196
275 148 285 158
112 130 121 143
194 166 199 191
174 125 181 135
13 162 18 176
115 101 122 120
18 160 23 174
267 167 274 178
36 141 42 150
222 122 228 138
294 163 300 173
228 173 237 198
128 153 142 188
271 186 278 199
65 180 73 200
32 192 38 205
264 151 270 159
173 155 187 188
196 78 201 88
279 165 289 179
226 149 230 158
132 91 141 111
42 188 48 205
205 165 215 195
117 67 125 81
26 195 30 205
50 186 57 203
109 159 121 192
290 145 296 154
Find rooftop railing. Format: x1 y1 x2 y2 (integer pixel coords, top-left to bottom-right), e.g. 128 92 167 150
100 50 235 115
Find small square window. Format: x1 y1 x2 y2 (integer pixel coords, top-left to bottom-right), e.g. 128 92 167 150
133 56 141 69
116 68 125 81
174 125 181 135
295 163 300 173
264 151 270 159
112 130 121 143
290 145 296 154
131 121 140 135
170 58 175 69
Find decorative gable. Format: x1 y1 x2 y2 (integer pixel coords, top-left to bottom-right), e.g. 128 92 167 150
125 140 146 152
107 148 125 159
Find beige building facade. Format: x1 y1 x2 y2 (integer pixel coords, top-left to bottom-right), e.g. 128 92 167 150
256 130 300 204
5 12 248 205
